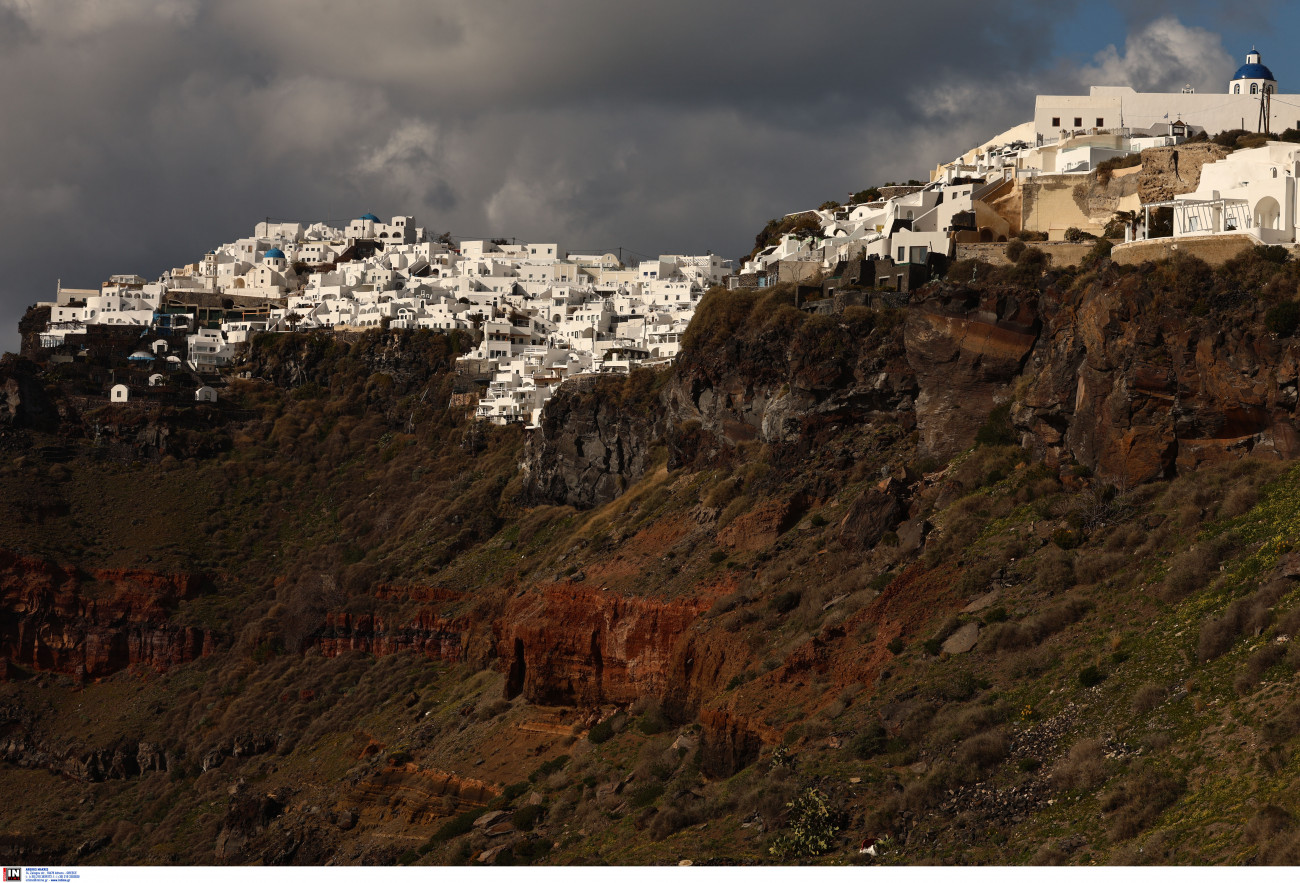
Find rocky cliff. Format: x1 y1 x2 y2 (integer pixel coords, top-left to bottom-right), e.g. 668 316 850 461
519 374 664 509
906 283 1040 459
9 259 1300 864
522 297 918 507
1138 142 1233 203
530 254 1300 503
0 549 216 678
1014 261 1300 484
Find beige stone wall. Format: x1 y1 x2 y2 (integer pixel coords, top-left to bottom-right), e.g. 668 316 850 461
1021 176 1108 240
1109 234 1263 266
955 241 1098 267
777 260 822 284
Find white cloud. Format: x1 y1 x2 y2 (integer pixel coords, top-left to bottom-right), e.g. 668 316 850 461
1079 16 1233 93
357 120 456 211
1 0 199 37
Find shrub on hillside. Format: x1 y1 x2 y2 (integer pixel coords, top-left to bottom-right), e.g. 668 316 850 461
1078 665 1106 688
429 807 487 845
770 590 802 615
1275 606 1300 638
1263 701 1300 746
1198 581 1287 662
1050 738 1108 791
512 803 545 830
1235 643 1289 695
1213 128 1250 148
1094 153 1142 185
849 722 889 759
1130 683 1166 714
649 805 705 841
1160 534 1240 602
981 598 1093 652
956 730 1009 770
975 403 1017 447
588 713 625 744
768 788 842 859
1245 805 1300 863
1266 300 1300 337
680 288 762 353
1101 765 1185 841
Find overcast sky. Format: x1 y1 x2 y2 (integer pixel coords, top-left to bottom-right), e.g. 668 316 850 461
0 0 1290 353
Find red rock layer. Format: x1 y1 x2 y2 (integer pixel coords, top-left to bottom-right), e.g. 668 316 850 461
494 583 720 706
0 549 213 677
315 609 468 663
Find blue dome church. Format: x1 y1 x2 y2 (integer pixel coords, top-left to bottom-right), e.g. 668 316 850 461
1230 48 1276 96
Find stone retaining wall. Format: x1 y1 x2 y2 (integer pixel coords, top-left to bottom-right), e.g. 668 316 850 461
955 241 1097 267
1109 234 1261 266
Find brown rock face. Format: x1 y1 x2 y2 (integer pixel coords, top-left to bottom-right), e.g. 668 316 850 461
839 486 905 552
0 549 214 677
0 358 58 435
495 584 718 706
520 374 663 510
716 496 804 552
1015 277 1300 485
1138 143 1233 204
664 315 918 464
906 286 1039 459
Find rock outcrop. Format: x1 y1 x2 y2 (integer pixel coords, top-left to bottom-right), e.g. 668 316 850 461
519 374 664 509
495 583 717 706
0 357 59 437
906 284 1040 459
0 549 216 677
666 310 916 462
1014 271 1300 484
0 735 172 782
1138 143 1233 204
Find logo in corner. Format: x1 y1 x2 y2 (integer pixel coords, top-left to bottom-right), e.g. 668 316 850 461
3 869 20 882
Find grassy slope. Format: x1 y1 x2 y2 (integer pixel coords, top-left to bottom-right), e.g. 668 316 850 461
5 264 1300 863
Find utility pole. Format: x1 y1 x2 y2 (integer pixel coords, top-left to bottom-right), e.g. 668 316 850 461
1260 89 1273 135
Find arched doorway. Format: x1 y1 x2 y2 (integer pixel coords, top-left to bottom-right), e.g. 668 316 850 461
1255 196 1282 229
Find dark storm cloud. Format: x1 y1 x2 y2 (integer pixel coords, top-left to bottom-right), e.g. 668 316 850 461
0 1 1239 351
1111 0 1277 29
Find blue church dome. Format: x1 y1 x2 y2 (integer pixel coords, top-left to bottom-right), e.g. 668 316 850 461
360 213 381 222
264 247 285 259
1233 62 1276 81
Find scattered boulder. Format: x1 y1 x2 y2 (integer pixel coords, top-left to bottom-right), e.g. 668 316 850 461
941 622 981 655
474 809 510 829
897 518 932 554
839 488 904 552
962 589 1001 614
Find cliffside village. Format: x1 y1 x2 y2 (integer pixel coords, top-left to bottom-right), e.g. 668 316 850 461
36 218 730 425
27 50 1300 427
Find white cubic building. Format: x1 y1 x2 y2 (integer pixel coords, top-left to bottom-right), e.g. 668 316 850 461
1034 50 1296 142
